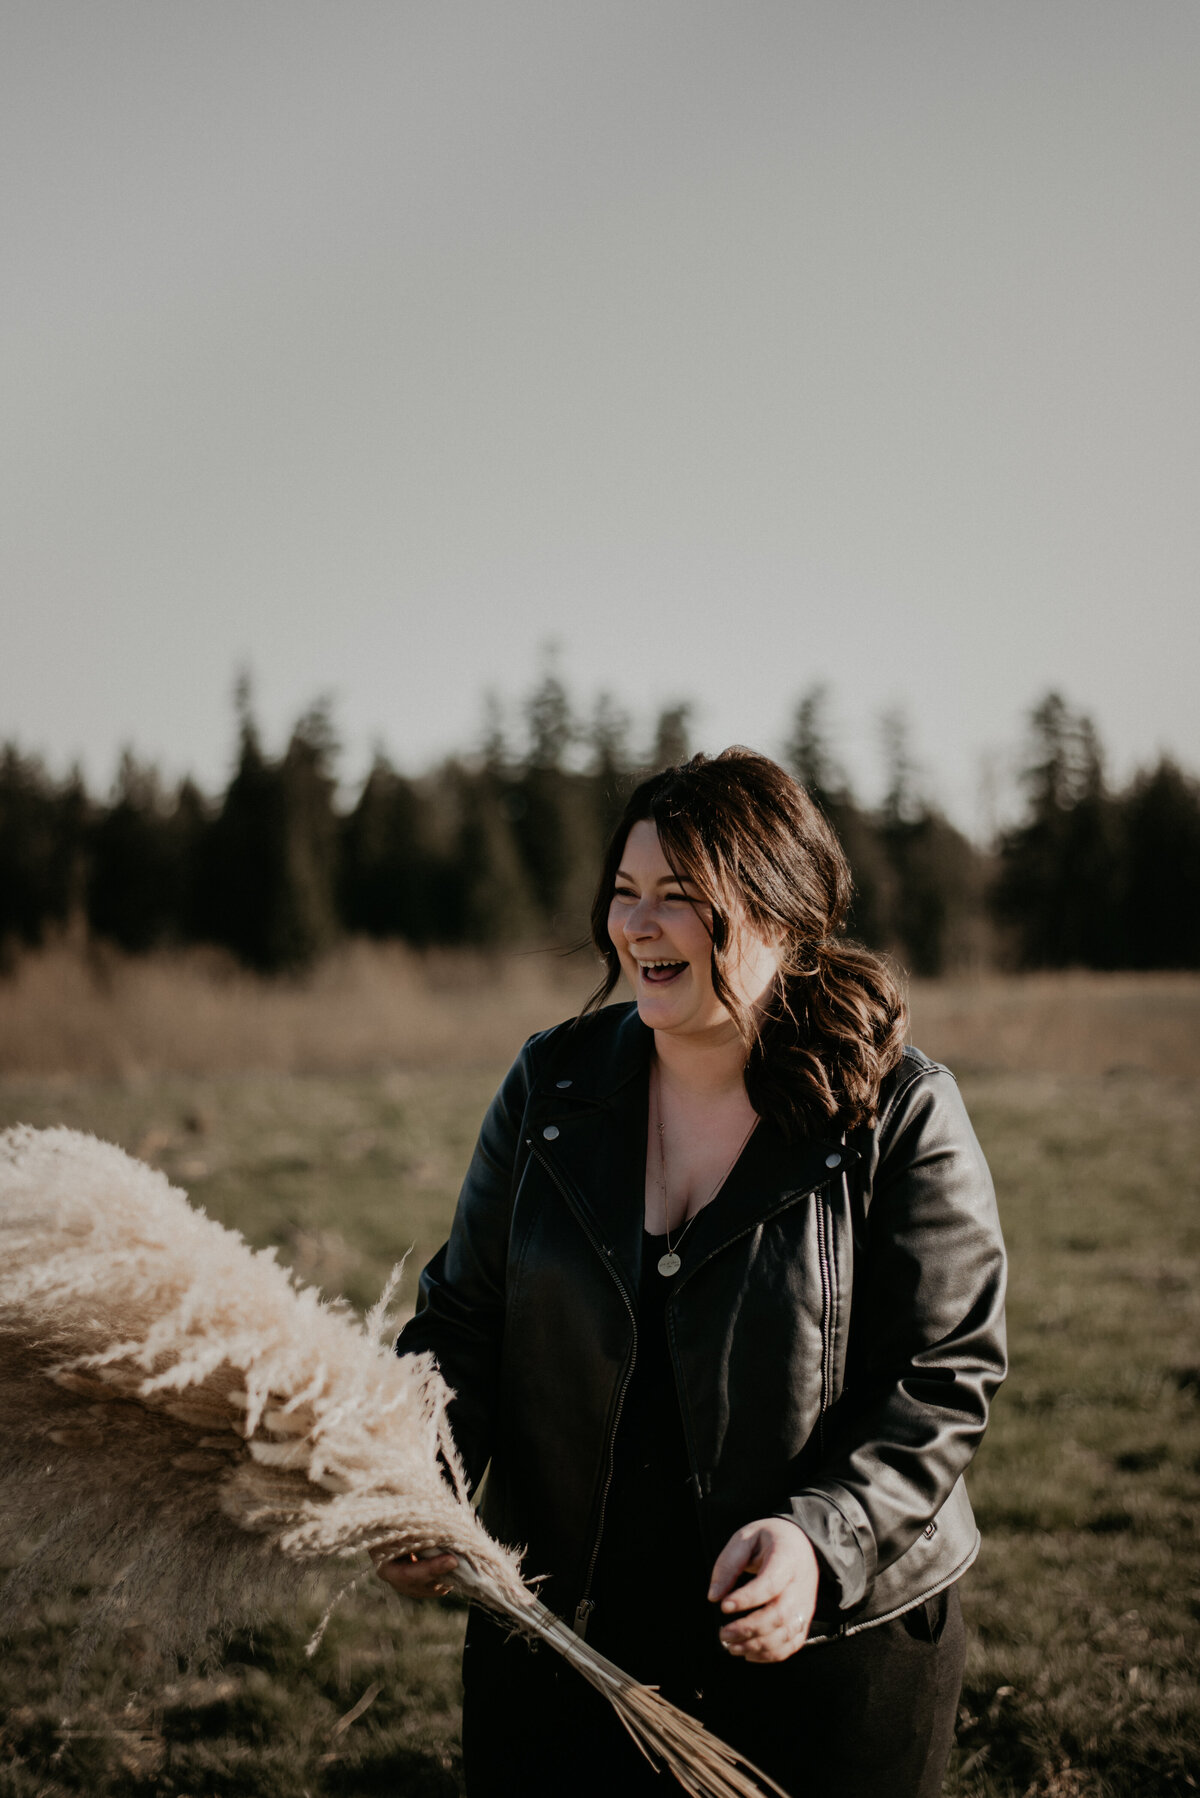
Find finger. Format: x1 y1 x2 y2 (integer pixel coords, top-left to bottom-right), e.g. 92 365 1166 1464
374 1553 458 1595
720 1604 777 1640
375 1550 457 1574
707 1530 758 1603
721 1591 806 1647
742 1636 797 1664
723 1609 807 1661
404 1556 459 1586
720 1602 789 1648
380 1570 450 1598
376 1565 450 1594
718 1555 789 1615
745 1615 810 1664
760 1605 812 1660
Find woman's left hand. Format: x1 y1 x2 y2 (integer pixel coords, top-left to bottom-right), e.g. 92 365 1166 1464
708 1519 820 1663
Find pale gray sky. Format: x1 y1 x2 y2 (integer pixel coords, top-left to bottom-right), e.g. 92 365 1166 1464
3 1 1197 832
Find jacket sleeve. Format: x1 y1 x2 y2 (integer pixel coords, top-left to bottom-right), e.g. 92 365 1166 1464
784 1063 1007 1613
393 1039 536 1493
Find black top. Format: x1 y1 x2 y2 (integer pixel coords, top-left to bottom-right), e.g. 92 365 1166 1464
586 1231 715 1684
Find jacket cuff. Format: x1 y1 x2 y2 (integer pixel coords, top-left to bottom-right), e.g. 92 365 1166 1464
777 1490 877 1614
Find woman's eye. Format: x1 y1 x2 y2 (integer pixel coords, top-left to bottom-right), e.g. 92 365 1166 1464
612 887 637 901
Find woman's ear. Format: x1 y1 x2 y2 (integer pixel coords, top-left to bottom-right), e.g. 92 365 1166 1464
756 916 788 955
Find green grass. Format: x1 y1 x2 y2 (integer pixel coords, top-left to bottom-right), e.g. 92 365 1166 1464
1 1065 1197 1797
946 1072 1200 1798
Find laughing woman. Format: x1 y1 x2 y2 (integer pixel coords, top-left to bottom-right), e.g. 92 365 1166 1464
379 748 1007 1798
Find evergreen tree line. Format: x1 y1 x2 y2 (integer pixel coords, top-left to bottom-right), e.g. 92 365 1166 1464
1 678 1197 976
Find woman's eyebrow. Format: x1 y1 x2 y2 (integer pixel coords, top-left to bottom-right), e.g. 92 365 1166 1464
614 868 694 888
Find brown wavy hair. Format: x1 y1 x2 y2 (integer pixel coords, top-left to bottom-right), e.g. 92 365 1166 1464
586 747 908 1137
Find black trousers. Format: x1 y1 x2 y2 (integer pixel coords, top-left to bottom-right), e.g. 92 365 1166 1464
461 1585 966 1798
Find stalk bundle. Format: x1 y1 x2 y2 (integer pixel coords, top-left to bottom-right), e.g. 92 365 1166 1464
0 1125 783 1798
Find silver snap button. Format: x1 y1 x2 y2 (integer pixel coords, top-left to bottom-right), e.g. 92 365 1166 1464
542 1125 560 1141
556 1079 573 1089
825 1152 841 1169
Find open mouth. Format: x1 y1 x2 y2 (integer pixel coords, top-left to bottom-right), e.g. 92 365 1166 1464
638 959 687 986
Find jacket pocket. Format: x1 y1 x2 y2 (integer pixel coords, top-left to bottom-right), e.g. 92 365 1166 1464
900 1585 950 1645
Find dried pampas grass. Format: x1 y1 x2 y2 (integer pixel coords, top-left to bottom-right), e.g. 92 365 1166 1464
0 1126 784 1798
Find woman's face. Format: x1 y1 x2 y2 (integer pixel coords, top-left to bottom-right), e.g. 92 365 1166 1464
607 819 782 1041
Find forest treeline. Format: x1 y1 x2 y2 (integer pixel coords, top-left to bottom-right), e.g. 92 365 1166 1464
1 679 1197 976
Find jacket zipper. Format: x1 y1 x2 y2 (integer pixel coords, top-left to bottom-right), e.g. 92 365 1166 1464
669 1176 831 1298
529 1143 637 1641
662 1292 710 1551
531 1144 843 1634
665 1176 837 1541
813 1190 835 1453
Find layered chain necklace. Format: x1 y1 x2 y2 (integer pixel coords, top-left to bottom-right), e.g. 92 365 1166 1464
651 1063 759 1278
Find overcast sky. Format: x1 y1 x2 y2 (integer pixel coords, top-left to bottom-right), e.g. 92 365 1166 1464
3 1 1197 833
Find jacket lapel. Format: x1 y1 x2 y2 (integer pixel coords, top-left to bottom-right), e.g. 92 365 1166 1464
672 1118 851 1282
525 1007 651 1298
527 1003 856 1291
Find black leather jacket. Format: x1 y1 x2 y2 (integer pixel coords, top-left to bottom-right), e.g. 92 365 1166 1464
397 1003 1007 1643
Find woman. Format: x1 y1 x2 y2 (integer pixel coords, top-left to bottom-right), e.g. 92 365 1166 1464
379 749 1006 1798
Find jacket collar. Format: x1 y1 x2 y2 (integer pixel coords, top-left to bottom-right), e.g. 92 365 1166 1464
527 1003 853 1295
535 1001 653 1104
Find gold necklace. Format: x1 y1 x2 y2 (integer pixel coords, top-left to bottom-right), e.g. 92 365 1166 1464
652 1063 758 1278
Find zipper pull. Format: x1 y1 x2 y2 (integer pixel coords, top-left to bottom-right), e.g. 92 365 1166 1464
573 1598 594 1639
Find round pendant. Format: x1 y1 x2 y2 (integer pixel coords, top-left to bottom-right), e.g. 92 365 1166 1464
657 1251 682 1278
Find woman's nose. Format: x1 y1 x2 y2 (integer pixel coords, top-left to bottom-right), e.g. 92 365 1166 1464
624 897 659 939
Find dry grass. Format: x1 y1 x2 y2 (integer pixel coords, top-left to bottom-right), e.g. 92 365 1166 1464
1 936 1196 1796
0 941 597 1079
908 971 1200 1081
0 1040 1196 1794
3 941 1199 1081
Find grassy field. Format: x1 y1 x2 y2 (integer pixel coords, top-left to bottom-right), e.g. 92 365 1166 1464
1 959 1198 1796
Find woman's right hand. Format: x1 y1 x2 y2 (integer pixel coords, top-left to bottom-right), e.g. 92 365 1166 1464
370 1546 458 1599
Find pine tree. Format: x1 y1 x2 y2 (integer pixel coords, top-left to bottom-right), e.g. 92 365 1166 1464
449 762 540 945
174 779 212 941
195 688 340 971
650 703 692 771
0 746 89 958
274 701 341 967
194 700 283 969
783 685 841 813
509 668 601 942
1120 759 1200 968
882 811 987 975
88 752 184 952
994 693 1124 967
781 690 896 956
341 755 442 944
588 693 634 839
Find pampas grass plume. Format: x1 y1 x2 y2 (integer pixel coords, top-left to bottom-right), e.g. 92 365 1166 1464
0 1125 783 1798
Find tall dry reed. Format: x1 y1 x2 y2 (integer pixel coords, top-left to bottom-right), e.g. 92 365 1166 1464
0 1125 784 1798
